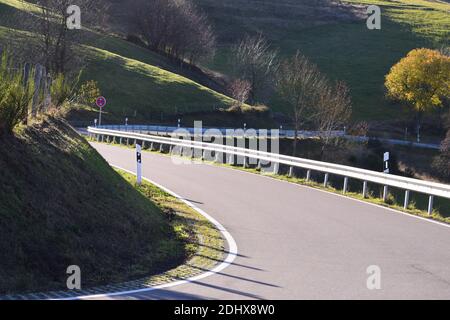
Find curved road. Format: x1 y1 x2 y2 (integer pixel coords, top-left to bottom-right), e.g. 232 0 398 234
91 142 450 300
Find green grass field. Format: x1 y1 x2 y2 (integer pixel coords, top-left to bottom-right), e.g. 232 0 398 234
200 0 450 120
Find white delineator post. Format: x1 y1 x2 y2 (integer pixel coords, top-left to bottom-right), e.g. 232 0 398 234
383 152 390 202
136 143 142 185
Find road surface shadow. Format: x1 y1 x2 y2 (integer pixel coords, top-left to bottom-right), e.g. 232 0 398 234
101 289 208 300
186 265 280 288
195 254 265 271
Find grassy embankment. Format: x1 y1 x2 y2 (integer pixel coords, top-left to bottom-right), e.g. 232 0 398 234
0 117 223 295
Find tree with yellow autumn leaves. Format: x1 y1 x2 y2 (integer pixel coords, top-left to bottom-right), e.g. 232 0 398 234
385 48 450 142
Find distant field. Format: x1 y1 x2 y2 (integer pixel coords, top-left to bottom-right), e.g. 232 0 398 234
199 0 450 120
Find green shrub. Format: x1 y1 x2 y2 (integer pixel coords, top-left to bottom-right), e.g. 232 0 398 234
385 193 396 206
50 73 79 107
0 51 34 136
77 80 101 106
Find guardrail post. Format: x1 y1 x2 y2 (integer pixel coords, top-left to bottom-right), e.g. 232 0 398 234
215 152 221 163
324 173 329 187
119 137 122 145
159 143 164 152
383 186 389 202
343 177 348 194
256 159 261 171
127 138 129 145
428 195 434 215
169 145 173 154
202 150 206 161
289 166 294 178
273 162 279 175
228 154 234 166
243 156 248 168
362 181 368 198
404 190 410 209
306 170 311 182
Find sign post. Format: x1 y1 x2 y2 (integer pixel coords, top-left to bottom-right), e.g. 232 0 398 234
96 96 107 126
136 143 142 185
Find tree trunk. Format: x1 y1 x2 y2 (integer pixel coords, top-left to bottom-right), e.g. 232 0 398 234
293 125 299 157
416 111 423 143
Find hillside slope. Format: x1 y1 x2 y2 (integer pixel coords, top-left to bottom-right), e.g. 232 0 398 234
0 118 185 294
0 0 237 123
197 0 450 120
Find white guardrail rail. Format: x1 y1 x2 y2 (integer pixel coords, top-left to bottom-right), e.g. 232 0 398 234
95 124 345 139
87 127 450 215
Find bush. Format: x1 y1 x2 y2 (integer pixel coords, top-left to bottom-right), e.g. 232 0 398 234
432 130 450 181
348 121 369 136
0 51 34 136
77 80 101 106
51 73 78 107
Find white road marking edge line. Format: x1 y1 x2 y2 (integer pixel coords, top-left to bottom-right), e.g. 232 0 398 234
57 164 238 300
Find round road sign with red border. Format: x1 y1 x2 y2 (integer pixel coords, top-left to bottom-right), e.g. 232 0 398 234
96 96 107 108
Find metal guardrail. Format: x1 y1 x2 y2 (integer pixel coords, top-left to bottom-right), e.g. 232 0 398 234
94 124 440 150
95 124 344 139
87 127 450 216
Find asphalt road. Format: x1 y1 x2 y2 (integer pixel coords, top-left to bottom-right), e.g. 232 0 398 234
90 142 450 300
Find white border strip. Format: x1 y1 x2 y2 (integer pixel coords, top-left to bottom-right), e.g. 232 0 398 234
59 165 238 300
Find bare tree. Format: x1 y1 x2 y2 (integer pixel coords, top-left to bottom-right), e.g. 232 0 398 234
183 3 216 65
315 81 352 159
276 51 327 156
131 0 216 65
132 0 175 52
232 33 278 104
19 0 107 74
228 79 251 111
